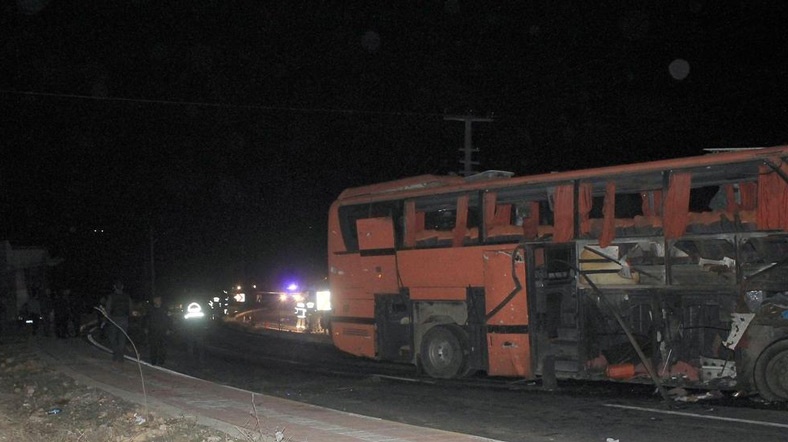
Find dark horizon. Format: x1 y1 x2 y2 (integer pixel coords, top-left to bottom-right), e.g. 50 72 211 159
3 1 787 298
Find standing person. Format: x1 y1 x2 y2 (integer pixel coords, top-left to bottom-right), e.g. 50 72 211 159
145 296 170 366
25 295 42 336
40 288 53 337
105 281 131 364
183 306 208 366
65 289 81 337
52 290 70 338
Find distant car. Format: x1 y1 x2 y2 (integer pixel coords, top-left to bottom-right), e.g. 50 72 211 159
16 310 42 332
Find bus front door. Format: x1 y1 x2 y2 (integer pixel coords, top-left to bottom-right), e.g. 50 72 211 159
527 244 582 377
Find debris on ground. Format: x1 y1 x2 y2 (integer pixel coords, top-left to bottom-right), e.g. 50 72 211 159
667 386 725 402
0 333 290 441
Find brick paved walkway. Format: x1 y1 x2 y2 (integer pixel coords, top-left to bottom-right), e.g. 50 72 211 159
36 337 501 442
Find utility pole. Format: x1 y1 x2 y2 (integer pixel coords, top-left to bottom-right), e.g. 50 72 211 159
444 114 493 176
149 224 156 300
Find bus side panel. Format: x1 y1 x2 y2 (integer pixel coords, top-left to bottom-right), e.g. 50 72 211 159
332 289 375 318
397 247 485 289
331 253 399 297
487 333 532 378
332 322 376 358
484 248 532 378
331 270 376 358
409 287 467 301
483 249 528 326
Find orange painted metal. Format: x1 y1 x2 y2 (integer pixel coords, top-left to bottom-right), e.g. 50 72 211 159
606 363 636 380
483 248 533 377
483 249 528 326
332 323 376 358
337 174 465 199
330 252 398 308
396 247 486 290
333 146 788 206
408 286 467 301
333 294 375 318
487 333 532 378
356 217 396 250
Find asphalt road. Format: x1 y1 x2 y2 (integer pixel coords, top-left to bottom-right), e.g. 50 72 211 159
138 320 788 442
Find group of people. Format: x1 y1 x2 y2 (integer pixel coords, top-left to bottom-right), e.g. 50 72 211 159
19 287 82 338
101 280 178 367
20 279 204 368
101 281 172 366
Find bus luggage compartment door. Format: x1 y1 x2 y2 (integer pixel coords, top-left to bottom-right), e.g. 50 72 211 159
374 292 413 363
484 249 532 378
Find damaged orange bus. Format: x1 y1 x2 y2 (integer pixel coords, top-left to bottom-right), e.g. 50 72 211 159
327 145 788 401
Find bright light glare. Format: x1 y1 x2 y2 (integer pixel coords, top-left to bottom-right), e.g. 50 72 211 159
279 294 288 302
286 283 298 291
316 290 332 311
293 293 304 302
184 302 205 319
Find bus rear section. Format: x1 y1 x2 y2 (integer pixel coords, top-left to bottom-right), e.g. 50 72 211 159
327 146 788 401
328 220 533 379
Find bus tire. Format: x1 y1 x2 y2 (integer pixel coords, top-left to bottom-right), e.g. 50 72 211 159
754 339 788 402
449 326 478 378
420 325 467 379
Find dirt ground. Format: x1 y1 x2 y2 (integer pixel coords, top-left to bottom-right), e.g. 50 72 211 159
0 331 280 442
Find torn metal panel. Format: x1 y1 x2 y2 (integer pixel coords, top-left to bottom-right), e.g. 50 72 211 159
724 313 755 350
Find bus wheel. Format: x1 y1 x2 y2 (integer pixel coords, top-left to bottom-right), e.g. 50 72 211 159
754 339 788 402
420 325 467 379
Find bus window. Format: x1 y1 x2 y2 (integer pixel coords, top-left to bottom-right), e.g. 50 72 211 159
578 240 665 286
338 201 403 253
617 193 645 218
544 246 572 280
491 186 554 242
410 193 480 248
425 208 456 231
740 234 788 286
669 238 736 286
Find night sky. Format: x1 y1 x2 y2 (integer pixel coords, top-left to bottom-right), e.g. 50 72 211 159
2 1 787 299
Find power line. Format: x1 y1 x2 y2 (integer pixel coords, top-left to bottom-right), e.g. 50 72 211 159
0 88 449 119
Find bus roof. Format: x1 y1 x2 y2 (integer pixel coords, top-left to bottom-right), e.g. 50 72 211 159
336 145 788 203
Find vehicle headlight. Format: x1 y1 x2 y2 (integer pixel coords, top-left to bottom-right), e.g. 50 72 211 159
184 302 205 319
